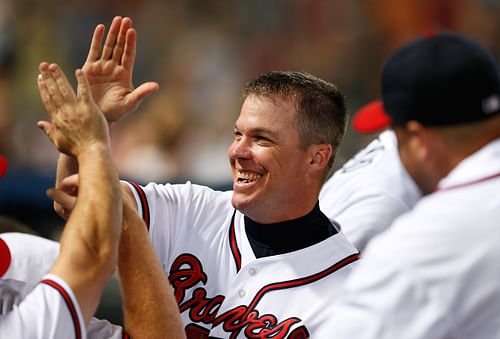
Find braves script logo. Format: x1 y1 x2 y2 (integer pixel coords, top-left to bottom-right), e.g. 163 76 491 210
169 253 309 338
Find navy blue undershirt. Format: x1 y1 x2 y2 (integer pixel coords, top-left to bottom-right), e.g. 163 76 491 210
244 202 338 258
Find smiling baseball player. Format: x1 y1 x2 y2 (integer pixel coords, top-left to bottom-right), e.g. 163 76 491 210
116 71 359 338
49 18 360 338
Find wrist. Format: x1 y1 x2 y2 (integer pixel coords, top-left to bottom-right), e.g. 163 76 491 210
76 142 112 162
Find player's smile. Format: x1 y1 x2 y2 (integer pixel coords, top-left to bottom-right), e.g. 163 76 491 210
236 170 262 185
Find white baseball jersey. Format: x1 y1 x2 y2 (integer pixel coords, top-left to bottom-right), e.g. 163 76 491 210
0 273 87 339
328 138 500 338
127 181 359 338
0 233 126 339
320 130 421 251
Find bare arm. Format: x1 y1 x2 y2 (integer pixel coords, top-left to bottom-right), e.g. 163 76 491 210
118 192 186 339
54 16 159 218
37 63 122 324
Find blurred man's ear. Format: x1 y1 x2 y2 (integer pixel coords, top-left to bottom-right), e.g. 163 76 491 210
405 121 429 162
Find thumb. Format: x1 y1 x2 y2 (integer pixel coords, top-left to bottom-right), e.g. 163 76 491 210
129 82 160 105
37 120 52 137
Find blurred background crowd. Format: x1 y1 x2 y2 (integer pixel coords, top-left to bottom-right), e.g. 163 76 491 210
1 0 500 239
1 0 500 326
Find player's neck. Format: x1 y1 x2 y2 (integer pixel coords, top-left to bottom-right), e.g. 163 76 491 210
244 202 337 258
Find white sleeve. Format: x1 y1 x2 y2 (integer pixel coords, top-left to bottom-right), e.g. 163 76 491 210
331 194 409 251
328 230 450 339
0 274 87 339
87 317 128 339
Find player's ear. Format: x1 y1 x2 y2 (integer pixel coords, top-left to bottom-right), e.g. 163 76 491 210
405 121 435 161
309 143 332 171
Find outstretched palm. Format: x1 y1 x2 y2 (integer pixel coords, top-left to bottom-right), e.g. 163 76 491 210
82 16 159 122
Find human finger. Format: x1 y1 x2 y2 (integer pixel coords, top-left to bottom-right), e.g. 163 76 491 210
49 63 77 102
37 74 58 116
40 65 64 108
85 24 105 63
47 188 77 220
112 16 132 64
60 173 80 195
36 120 52 138
101 16 122 60
128 82 160 106
39 61 50 73
122 28 137 70
75 69 92 102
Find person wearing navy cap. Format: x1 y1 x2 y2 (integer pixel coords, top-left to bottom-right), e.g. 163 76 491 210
330 32 500 338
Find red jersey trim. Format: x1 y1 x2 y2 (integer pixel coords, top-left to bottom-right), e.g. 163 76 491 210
247 252 360 311
437 171 500 192
41 278 82 339
0 237 12 278
128 181 151 230
228 210 241 272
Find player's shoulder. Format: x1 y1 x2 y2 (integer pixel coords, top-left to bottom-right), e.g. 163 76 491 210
322 130 419 202
127 180 230 200
335 130 398 175
0 233 59 282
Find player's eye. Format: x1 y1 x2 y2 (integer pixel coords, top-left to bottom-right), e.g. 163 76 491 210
233 130 242 141
255 135 273 145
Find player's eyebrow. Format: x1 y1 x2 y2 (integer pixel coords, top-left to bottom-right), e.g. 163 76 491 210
234 124 277 137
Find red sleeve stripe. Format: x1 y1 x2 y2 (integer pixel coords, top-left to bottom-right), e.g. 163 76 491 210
41 279 82 339
122 332 130 339
228 211 241 272
128 181 151 230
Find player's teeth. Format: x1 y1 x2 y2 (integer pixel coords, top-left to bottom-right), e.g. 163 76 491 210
237 171 261 183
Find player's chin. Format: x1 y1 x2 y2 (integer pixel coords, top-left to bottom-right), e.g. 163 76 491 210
231 192 253 213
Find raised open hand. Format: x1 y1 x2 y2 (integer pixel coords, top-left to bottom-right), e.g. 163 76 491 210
83 16 159 122
37 62 110 157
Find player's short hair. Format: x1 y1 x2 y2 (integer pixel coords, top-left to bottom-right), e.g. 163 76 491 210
243 71 348 171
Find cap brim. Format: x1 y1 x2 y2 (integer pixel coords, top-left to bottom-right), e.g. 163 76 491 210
352 100 392 134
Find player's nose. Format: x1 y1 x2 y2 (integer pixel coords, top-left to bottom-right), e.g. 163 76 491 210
228 137 252 161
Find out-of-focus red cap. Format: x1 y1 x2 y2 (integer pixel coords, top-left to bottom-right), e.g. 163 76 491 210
0 155 7 177
352 100 392 134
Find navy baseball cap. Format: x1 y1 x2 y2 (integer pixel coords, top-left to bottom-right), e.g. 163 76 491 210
353 32 500 133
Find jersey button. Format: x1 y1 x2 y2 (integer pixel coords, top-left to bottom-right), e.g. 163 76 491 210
238 290 246 298
249 268 257 276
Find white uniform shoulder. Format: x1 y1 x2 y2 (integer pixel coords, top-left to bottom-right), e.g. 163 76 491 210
328 138 500 339
0 274 86 339
0 233 59 283
320 130 421 251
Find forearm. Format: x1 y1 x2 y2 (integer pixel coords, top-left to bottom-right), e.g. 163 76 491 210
71 144 122 270
119 201 185 339
51 144 122 323
56 153 78 187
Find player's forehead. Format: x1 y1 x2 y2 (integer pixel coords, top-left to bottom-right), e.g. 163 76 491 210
235 95 298 133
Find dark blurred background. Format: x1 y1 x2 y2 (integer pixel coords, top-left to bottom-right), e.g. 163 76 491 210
1 0 500 326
